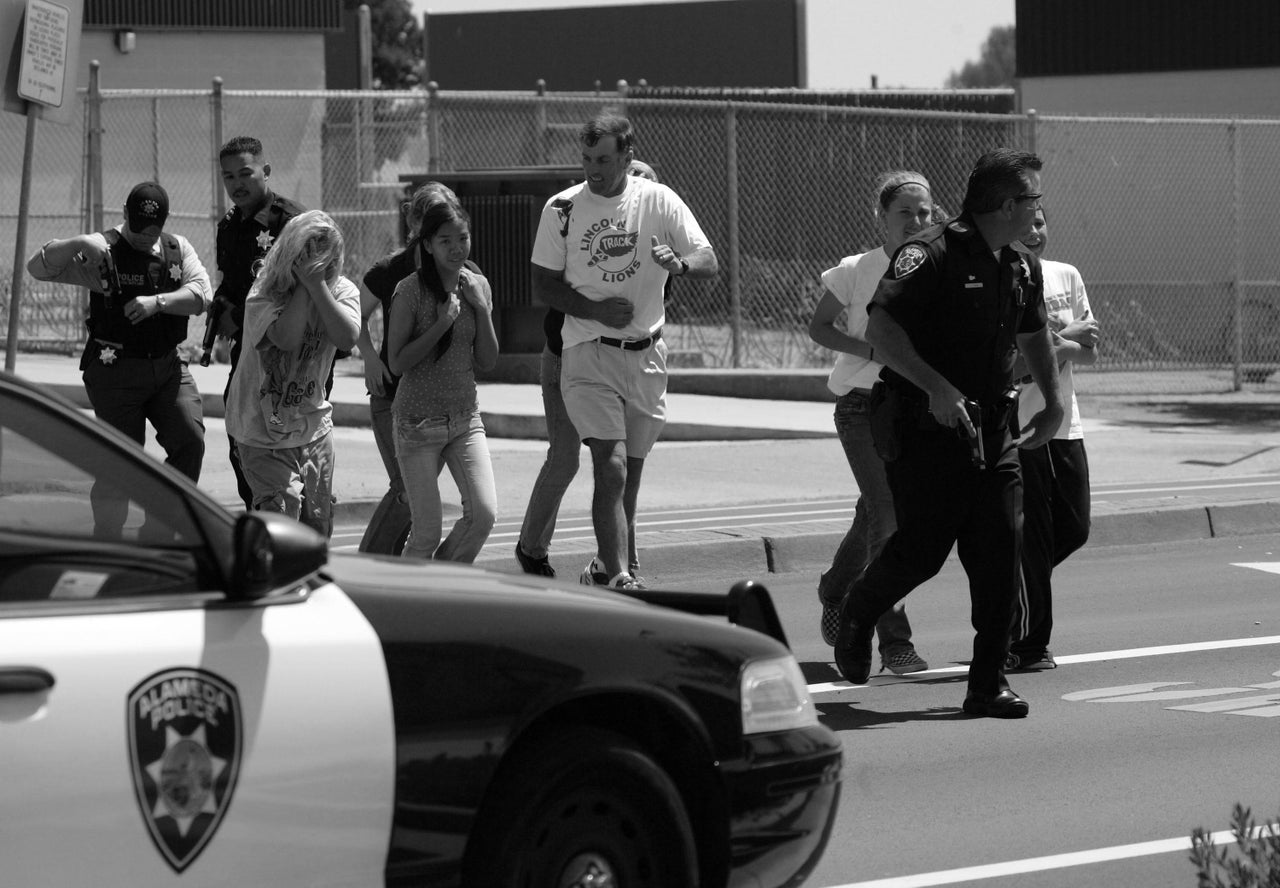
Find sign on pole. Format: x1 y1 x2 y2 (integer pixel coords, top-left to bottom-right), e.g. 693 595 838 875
17 0 69 107
2 0 84 370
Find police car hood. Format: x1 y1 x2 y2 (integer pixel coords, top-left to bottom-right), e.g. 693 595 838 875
323 551 788 655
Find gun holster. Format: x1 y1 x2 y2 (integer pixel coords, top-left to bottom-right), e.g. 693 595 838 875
868 383 903 462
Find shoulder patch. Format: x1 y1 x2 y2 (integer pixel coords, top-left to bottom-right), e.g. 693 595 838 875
893 244 928 278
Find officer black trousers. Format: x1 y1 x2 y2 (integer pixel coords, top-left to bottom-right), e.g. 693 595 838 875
1011 438 1091 657
84 352 205 538
844 426 1022 697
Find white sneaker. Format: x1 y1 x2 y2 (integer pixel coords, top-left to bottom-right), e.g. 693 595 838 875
606 571 644 590
579 557 609 586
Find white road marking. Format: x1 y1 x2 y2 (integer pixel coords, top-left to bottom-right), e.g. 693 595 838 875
808 636 1280 696
1233 562 1280 575
819 828 1253 888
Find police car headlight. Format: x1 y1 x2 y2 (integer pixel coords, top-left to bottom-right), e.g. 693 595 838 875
740 655 818 735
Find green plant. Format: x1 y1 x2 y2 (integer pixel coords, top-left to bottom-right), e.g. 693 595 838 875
1190 803 1280 888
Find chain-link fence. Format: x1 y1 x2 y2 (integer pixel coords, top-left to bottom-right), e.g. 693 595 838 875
2 86 1278 392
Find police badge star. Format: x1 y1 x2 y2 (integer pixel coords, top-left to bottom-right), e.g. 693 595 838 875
256 230 274 251
168 263 182 283
127 668 243 874
99 346 118 365
893 244 927 278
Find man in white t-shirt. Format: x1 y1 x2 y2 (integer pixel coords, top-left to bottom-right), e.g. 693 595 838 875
530 114 718 590
1009 207 1101 670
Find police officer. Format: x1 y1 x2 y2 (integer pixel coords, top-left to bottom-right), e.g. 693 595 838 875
832 149 1063 719
28 181 213 539
214 135 306 509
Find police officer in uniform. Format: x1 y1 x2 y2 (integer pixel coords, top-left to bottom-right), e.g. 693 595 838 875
213 135 306 509
28 181 213 538
832 149 1064 718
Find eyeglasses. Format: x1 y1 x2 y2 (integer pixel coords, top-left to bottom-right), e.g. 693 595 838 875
1012 192 1043 207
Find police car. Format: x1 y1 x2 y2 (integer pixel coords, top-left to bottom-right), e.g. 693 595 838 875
0 371 841 887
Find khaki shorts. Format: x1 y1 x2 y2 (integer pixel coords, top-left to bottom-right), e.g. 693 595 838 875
561 338 667 458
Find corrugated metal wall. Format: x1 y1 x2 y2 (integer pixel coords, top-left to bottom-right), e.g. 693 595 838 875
85 0 343 31
1017 0 1280 78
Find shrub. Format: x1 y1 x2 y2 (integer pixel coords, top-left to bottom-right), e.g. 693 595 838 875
1189 803 1280 888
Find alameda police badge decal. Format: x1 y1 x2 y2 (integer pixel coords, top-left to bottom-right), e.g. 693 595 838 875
893 244 927 278
127 668 243 873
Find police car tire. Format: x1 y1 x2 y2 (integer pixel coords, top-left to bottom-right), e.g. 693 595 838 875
464 726 699 887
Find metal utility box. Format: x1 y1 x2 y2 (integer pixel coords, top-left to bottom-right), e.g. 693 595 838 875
399 167 580 354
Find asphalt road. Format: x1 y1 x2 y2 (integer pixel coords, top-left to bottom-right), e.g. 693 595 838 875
667 533 1280 888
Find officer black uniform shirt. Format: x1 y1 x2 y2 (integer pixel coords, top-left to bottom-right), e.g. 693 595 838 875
872 214 1047 408
215 192 306 336
85 231 188 365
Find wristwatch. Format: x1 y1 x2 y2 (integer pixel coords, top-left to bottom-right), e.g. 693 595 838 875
677 258 689 276
156 293 167 312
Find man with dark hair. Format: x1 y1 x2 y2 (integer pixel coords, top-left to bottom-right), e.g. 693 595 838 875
832 148 1063 718
529 114 718 590
28 181 212 539
214 135 306 509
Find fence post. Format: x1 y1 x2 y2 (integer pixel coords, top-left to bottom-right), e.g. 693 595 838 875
210 78 224 224
1229 120 1243 391
1025 108 1037 155
427 81 440 173
87 60 103 234
536 79 548 165
726 102 741 367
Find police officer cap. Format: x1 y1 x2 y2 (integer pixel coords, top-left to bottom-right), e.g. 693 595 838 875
126 182 170 231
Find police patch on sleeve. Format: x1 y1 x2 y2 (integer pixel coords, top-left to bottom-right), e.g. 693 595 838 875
893 244 927 278
128 668 243 873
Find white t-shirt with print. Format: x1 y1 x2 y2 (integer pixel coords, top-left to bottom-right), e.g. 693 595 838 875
1017 258 1091 440
820 247 891 395
531 176 710 350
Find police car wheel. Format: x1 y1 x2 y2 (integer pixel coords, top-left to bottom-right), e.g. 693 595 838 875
465 726 699 887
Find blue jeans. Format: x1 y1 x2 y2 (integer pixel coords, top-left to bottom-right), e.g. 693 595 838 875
359 392 412 554
818 388 916 656
517 347 582 559
395 409 496 563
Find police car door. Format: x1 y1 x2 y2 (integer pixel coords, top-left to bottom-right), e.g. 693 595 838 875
0 383 395 886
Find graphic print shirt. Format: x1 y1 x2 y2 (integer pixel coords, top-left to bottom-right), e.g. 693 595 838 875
531 176 710 350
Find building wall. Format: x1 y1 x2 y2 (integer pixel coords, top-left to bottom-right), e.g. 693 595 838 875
81 31 327 91
1019 67 1280 118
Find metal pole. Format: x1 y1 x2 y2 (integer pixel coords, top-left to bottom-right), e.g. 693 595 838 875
151 95 160 182
5 104 40 372
427 81 440 173
88 60 103 233
726 103 741 368
1229 120 1243 391
211 77 225 223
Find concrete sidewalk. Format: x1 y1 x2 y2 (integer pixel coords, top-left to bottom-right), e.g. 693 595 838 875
6 350 1280 579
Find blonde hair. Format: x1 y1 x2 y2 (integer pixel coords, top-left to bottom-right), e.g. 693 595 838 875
253 210 345 302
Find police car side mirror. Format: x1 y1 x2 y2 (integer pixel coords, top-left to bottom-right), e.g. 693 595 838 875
230 512 327 600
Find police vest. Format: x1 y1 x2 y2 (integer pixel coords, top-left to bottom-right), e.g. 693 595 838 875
88 230 188 354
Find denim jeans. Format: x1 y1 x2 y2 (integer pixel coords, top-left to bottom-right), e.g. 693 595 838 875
395 408 496 563
818 388 916 656
359 392 412 554
517 347 582 559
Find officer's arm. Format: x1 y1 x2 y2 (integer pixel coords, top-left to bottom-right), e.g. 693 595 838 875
1015 325 1064 449
531 263 632 329
149 241 212 317
26 234 107 289
865 305 970 431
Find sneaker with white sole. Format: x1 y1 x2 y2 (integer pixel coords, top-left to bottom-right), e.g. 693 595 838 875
881 649 929 675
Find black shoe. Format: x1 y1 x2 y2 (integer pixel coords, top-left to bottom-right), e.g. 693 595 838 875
834 615 875 684
962 688 1030 719
515 543 556 577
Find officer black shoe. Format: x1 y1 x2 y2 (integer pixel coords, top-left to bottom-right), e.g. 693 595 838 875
833 617 875 684
515 543 556 577
962 688 1030 719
